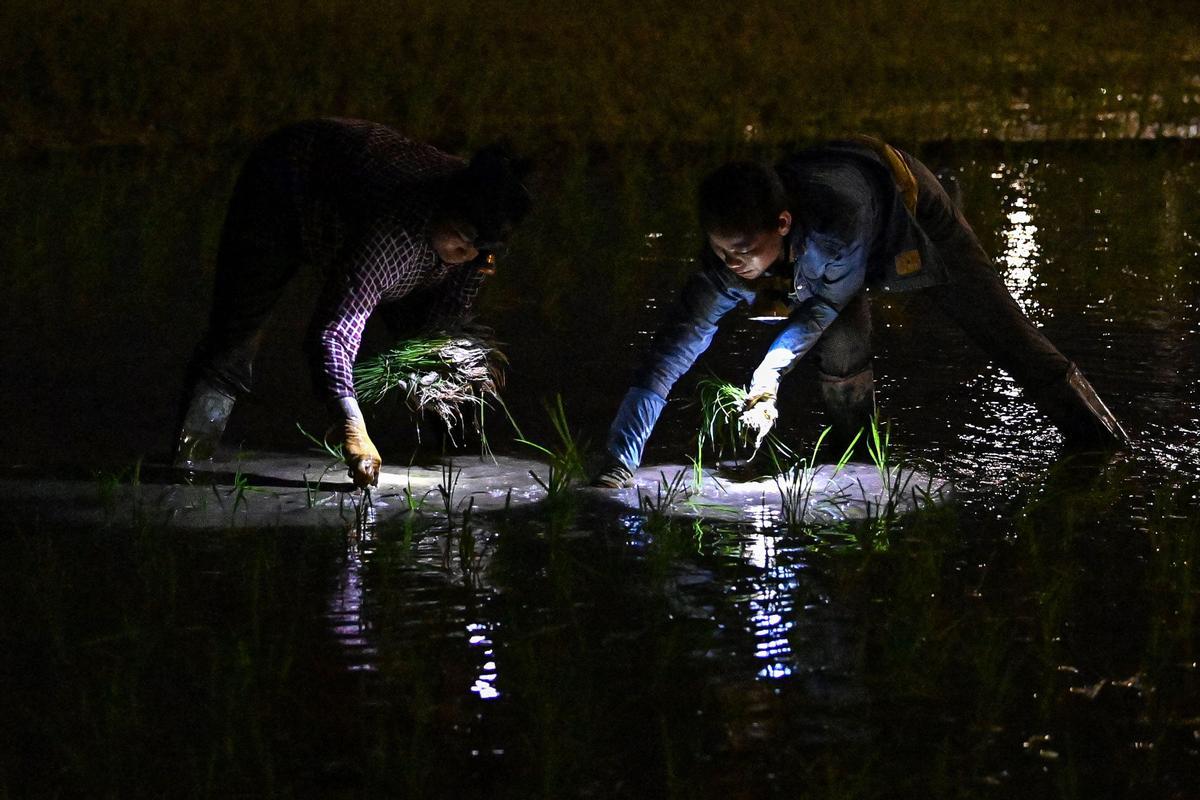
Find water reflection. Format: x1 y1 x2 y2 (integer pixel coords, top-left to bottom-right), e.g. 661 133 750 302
4 141 1200 797
637 296 666 340
741 532 797 680
466 621 501 700
998 165 1044 319
323 501 508 703
326 511 378 672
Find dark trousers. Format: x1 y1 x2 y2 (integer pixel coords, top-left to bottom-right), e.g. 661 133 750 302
188 147 306 398
813 156 1071 392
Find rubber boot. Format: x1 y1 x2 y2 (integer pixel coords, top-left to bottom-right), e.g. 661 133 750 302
174 381 236 466
819 368 877 461
1027 363 1130 449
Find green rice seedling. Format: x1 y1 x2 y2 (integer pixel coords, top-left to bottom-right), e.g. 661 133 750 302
518 395 589 501
773 427 828 529
772 426 860 530
301 459 343 508
866 413 893 484
296 421 346 464
636 470 690 550
93 459 146 525
686 518 742 554
398 511 424 552
402 478 432 513
303 470 318 507
527 466 569 499
690 439 705 496
95 465 132 522
456 498 490 588
297 422 354 508
353 331 506 446
227 464 266 515
334 484 375 536
695 376 797 464
773 462 809 530
800 521 863 557
638 469 689 520
682 440 740 515
867 415 911 517
377 492 435 550
697 377 749 458
853 414 934 542
437 461 463 529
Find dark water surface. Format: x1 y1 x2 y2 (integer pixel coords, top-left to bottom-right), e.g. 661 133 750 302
2 141 1199 798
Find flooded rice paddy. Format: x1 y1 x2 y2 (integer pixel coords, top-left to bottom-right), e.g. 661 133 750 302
2 140 1199 798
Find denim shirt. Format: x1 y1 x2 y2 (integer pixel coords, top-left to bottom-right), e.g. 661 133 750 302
605 159 881 471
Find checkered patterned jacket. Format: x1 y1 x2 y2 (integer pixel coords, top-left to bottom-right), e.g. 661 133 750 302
232 118 489 400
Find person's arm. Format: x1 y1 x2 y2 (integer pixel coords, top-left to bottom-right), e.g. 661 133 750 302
307 231 397 487
739 233 868 446
604 259 748 474
750 237 867 395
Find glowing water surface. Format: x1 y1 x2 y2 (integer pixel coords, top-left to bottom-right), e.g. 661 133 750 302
2 141 1199 797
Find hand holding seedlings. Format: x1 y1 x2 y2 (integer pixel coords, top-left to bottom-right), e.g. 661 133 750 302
739 392 778 453
173 120 531 470
328 397 381 488
596 141 1128 477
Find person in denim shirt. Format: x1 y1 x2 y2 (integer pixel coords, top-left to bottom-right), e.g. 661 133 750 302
594 137 1127 487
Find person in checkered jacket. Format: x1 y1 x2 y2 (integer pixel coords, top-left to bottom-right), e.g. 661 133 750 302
175 118 531 487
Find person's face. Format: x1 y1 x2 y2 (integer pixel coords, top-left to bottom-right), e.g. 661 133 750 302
431 220 480 265
706 210 792 281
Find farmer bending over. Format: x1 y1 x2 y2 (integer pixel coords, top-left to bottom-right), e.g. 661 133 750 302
176 118 531 487
593 136 1127 488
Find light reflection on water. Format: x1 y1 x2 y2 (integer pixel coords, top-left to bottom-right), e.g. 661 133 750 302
466 622 502 701
325 508 510 704
1000 173 1044 320
4 140 1200 795
741 533 798 680
326 526 378 672
311 143 1200 763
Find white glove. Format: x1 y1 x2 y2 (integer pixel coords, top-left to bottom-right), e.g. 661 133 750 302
738 393 778 451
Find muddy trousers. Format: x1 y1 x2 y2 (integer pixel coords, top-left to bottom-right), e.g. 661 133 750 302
812 216 1125 448
810 293 876 453
922 229 1125 444
808 147 1128 449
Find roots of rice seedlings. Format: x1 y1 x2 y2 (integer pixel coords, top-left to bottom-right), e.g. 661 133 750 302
695 376 796 463
354 331 507 439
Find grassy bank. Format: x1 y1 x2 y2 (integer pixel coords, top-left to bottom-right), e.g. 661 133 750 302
3 0 1199 154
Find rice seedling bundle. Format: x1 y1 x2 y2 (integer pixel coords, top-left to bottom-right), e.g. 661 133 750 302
695 376 797 464
353 332 506 431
